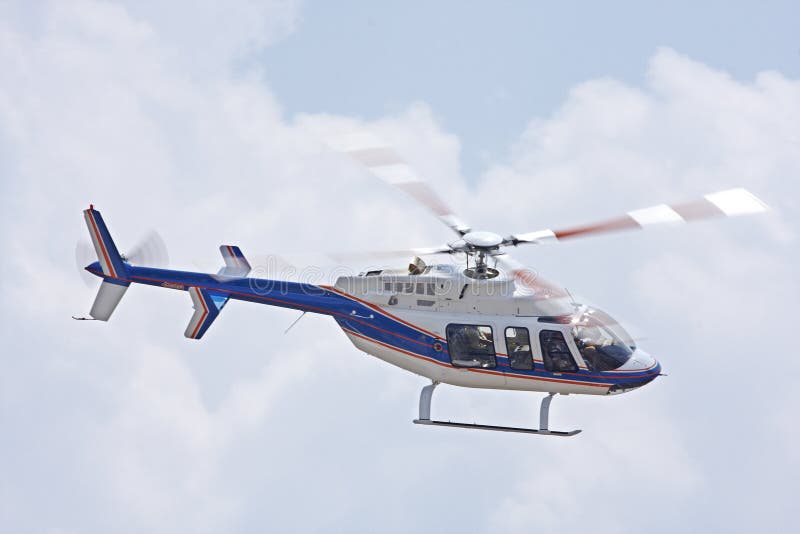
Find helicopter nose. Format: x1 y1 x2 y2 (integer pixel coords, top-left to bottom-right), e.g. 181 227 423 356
638 351 659 374
649 357 662 378
617 349 658 372
607 350 661 394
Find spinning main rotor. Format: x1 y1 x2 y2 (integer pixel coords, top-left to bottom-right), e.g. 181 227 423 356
328 131 769 292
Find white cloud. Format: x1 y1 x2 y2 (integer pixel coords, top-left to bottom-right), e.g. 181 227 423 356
473 48 799 534
1 2 798 533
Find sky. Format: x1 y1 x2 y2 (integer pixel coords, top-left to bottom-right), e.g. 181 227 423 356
1 1 799 533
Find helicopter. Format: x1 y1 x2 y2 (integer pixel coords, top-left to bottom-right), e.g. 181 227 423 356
76 138 769 437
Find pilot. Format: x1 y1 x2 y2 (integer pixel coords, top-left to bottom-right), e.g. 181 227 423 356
574 325 608 349
581 345 598 371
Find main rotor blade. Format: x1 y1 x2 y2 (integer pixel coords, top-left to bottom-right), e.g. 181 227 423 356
495 255 646 344
494 255 571 301
508 188 769 245
328 245 456 263
328 131 471 236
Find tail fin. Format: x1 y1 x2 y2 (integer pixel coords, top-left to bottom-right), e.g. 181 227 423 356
185 287 220 339
83 205 130 321
182 246 250 339
83 206 129 280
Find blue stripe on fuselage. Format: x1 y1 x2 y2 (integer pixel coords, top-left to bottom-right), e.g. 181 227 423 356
85 264 660 390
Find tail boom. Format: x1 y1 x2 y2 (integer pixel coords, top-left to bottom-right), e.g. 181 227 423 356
79 206 357 335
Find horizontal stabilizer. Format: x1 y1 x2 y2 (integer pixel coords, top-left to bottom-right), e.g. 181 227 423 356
218 245 251 277
185 286 220 340
209 246 250 313
90 279 130 321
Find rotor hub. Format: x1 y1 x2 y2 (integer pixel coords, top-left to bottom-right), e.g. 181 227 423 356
462 231 503 249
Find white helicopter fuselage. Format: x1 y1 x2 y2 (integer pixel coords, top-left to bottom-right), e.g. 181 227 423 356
331 264 660 396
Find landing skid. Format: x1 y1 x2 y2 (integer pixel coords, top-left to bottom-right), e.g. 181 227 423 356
412 383 581 437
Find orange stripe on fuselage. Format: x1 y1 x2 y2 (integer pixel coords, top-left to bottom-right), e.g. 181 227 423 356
129 273 433 348
86 210 116 278
343 327 444 367
126 273 647 387
190 287 208 338
322 286 445 340
341 327 610 389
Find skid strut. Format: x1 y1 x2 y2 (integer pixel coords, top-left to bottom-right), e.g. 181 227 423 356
413 382 581 437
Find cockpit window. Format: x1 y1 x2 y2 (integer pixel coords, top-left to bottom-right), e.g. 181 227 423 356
505 327 533 370
446 324 496 369
570 307 634 371
539 330 578 372
584 307 636 350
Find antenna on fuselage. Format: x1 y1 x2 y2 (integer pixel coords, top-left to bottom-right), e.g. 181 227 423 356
565 288 580 310
284 311 307 334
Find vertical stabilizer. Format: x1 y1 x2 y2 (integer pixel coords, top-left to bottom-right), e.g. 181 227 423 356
83 205 130 320
83 206 129 280
185 286 220 339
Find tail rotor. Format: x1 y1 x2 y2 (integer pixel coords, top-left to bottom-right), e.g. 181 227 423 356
75 230 169 285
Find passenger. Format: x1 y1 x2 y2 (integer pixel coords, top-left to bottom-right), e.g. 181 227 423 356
449 326 493 367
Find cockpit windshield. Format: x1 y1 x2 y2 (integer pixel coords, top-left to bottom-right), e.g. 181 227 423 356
570 307 635 371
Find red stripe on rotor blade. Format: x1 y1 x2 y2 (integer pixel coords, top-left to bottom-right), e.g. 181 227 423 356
670 198 724 221
553 215 640 240
512 270 569 299
394 181 452 217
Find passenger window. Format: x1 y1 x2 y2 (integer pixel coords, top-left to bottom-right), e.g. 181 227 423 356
505 327 533 370
426 284 435 296
446 324 496 369
539 330 578 372
416 283 425 295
